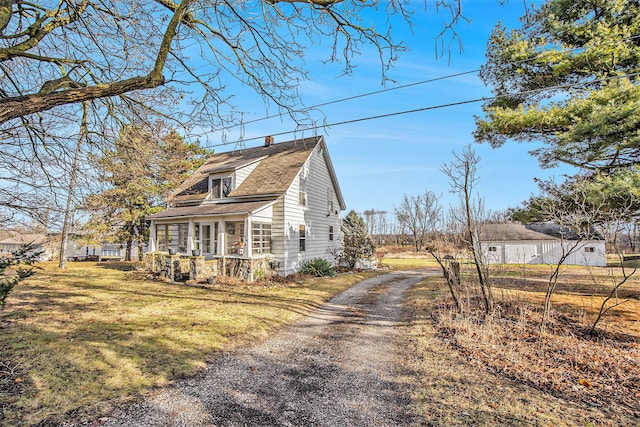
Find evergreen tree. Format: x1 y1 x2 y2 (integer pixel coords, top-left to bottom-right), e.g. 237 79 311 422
475 0 640 171
338 210 376 270
82 122 211 260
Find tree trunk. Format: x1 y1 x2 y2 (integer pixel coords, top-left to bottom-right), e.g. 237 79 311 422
464 173 492 314
126 238 134 262
58 103 87 269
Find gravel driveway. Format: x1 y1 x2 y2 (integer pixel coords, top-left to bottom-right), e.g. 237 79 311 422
100 271 426 426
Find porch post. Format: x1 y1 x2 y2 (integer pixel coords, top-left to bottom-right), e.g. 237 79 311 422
187 219 194 252
218 220 224 256
245 217 252 259
148 221 157 252
219 219 225 277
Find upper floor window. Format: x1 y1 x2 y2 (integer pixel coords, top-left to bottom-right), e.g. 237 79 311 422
211 176 233 199
327 188 334 214
584 247 595 253
488 246 498 252
299 174 307 206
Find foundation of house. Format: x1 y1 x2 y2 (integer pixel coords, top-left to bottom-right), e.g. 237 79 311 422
145 252 274 282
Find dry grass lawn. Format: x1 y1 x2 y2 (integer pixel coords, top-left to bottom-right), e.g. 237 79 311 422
0 261 379 426
402 258 640 426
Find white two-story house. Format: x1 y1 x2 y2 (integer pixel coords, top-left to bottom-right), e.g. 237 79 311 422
147 136 346 277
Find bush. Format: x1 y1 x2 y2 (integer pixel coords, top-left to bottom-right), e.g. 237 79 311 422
1 243 41 309
300 258 336 277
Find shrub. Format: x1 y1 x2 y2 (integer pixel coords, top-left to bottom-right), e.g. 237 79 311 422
300 258 336 277
1 243 41 309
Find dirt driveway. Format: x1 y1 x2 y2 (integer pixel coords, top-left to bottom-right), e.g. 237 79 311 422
101 271 427 426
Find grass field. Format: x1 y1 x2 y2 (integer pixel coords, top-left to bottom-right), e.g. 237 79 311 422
0 262 379 426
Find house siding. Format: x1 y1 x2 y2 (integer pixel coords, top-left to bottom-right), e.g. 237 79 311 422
280 145 343 276
481 240 606 267
234 161 260 189
271 195 286 274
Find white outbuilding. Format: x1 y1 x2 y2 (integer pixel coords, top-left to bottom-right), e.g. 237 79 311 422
479 223 606 267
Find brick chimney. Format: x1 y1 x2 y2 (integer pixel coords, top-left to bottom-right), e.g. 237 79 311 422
264 135 274 147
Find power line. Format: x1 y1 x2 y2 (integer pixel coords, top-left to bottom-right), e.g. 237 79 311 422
209 34 640 137
214 69 480 131
204 71 640 149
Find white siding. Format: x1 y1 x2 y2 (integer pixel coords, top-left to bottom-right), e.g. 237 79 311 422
235 161 261 189
280 145 343 276
271 195 286 274
251 205 273 222
481 239 606 267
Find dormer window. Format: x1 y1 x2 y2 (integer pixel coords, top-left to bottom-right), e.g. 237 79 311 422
210 176 233 199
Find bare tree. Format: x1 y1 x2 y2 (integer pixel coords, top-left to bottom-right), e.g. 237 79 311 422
59 103 89 269
0 1 466 226
589 217 638 334
511 170 640 331
441 144 493 314
363 208 389 245
394 191 440 252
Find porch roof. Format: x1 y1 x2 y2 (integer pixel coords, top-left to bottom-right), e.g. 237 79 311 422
147 200 275 220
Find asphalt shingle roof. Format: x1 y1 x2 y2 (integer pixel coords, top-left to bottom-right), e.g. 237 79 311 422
167 136 321 205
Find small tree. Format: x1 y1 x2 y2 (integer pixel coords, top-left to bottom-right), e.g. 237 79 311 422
1 244 41 310
589 220 637 334
336 210 376 270
424 207 463 313
441 145 493 314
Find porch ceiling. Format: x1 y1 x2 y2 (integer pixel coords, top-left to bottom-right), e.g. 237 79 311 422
147 200 275 220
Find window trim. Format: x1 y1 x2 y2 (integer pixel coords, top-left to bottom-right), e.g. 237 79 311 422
156 223 189 252
299 190 307 206
210 175 234 200
252 222 272 255
299 224 306 252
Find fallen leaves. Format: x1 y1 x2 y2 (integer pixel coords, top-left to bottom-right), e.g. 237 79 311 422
432 298 640 415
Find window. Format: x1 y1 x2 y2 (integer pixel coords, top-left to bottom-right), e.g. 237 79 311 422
156 223 188 252
202 223 218 255
299 175 307 206
327 188 334 214
252 223 272 254
488 246 498 252
299 225 306 251
584 247 595 253
193 222 200 250
226 221 245 255
102 249 120 257
329 225 334 241
210 176 233 199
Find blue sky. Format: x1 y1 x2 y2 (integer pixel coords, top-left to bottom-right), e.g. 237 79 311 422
206 0 575 217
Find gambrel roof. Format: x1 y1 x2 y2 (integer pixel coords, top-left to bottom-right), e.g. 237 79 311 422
164 135 345 209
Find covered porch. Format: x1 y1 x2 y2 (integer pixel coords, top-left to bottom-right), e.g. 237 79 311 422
146 200 277 281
